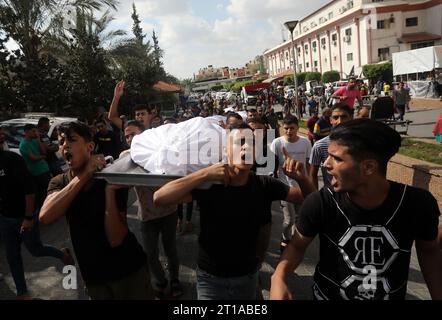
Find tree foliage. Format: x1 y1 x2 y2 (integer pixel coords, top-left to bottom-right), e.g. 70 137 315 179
322 70 340 83
0 0 178 121
362 61 393 83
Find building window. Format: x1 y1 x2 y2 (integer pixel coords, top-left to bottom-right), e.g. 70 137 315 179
347 53 353 61
411 41 434 49
406 17 418 27
334 56 337 61
321 38 326 46
378 47 390 60
306 62 310 68
345 28 352 36
314 61 318 67
377 20 386 29
286 52 289 60
332 34 337 41
329 12 333 20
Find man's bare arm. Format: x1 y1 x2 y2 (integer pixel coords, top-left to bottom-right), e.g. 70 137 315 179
416 238 442 299
40 155 106 224
154 163 230 206
270 229 314 299
108 80 125 129
105 185 129 248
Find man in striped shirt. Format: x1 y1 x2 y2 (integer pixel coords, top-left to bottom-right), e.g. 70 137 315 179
309 103 353 190
313 108 332 141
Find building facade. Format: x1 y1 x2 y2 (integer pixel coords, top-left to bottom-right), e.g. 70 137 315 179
264 0 442 79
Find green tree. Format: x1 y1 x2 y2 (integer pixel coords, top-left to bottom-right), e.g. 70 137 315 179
363 61 393 83
0 0 119 114
131 3 144 44
305 72 322 82
322 70 340 83
152 29 164 74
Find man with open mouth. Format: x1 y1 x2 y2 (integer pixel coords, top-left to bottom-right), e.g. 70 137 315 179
154 122 315 300
39 121 153 300
271 119 441 300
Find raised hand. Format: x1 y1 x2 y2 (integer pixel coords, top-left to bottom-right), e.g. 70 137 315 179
114 80 125 99
204 162 232 186
85 154 107 178
281 146 306 181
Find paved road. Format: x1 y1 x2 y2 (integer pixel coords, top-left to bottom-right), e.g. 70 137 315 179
0 189 431 300
404 108 441 140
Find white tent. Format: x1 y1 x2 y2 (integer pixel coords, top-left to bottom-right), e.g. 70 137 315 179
393 46 442 76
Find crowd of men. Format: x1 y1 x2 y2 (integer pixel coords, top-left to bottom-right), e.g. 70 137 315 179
0 78 441 301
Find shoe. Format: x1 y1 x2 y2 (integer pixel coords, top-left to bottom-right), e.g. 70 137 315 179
170 279 183 298
61 248 75 266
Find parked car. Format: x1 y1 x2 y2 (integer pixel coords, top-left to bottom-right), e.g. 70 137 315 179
0 117 76 154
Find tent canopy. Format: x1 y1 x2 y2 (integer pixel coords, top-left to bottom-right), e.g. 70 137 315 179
393 45 442 76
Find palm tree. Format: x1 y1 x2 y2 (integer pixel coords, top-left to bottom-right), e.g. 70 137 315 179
0 0 119 64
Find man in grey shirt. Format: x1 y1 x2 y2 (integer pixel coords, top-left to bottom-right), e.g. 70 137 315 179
393 82 410 121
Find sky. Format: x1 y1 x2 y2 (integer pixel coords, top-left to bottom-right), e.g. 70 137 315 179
5 0 329 80
106 0 330 79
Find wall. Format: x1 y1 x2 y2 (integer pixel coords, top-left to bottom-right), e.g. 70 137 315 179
387 153 442 213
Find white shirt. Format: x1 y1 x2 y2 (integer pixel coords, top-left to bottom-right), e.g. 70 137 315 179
270 136 311 186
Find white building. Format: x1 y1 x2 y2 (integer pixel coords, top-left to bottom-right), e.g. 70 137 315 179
264 0 442 80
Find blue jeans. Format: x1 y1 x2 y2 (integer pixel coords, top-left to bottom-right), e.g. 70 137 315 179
196 267 258 300
0 214 63 296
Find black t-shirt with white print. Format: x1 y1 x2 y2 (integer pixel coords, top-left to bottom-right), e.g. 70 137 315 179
297 181 440 300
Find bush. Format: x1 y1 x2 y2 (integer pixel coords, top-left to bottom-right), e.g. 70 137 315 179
284 75 294 85
305 72 322 82
296 72 308 86
322 70 340 83
362 61 393 83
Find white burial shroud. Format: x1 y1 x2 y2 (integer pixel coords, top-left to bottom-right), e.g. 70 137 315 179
130 116 227 175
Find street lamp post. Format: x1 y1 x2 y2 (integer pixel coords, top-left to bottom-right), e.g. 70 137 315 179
284 20 300 119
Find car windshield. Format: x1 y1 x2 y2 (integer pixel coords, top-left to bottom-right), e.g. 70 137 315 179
0 123 27 149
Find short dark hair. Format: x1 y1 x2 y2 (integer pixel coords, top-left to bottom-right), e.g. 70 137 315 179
94 119 106 126
124 120 145 132
329 119 401 175
283 115 299 126
348 76 357 82
163 117 177 124
331 103 354 117
247 108 257 114
134 104 152 113
58 121 93 142
226 112 243 122
37 117 50 127
228 122 252 131
246 117 265 125
23 124 37 131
